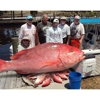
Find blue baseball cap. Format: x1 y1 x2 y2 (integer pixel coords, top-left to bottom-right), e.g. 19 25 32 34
27 15 33 20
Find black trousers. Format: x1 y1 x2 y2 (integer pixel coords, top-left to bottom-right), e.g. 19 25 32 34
63 37 68 44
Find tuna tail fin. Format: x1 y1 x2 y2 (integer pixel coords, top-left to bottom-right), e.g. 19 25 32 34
0 59 6 72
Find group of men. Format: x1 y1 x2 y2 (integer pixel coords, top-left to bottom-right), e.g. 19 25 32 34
18 14 85 51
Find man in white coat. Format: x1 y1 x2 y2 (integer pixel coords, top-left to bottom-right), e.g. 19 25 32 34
46 19 63 43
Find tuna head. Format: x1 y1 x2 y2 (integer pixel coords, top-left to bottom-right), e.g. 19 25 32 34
59 44 85 68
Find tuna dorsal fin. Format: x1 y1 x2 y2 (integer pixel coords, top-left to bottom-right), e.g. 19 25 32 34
10 49 28 60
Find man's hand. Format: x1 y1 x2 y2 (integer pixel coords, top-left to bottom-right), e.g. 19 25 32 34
79 39 82 44
37 42 40 45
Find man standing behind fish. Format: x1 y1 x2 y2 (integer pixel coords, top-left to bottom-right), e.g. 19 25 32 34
70 15 85 49
36 14 52 44
58 16 70 44
46 19 63 43
18 15 40 47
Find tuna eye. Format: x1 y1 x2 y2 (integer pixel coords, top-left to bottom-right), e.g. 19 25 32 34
70 49 74 52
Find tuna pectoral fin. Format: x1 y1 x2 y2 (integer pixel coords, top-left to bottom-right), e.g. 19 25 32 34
10 49 28 60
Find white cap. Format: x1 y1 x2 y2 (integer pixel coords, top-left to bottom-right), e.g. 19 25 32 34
75 15 80 19
53 19 59 23
60 16 66 20
22 36 30 41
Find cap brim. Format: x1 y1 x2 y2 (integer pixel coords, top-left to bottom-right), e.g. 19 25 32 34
60 18 66 20
75 18 80 19
27 18 33 20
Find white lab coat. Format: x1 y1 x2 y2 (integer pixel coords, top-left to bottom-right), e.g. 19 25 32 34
46 26 63 43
